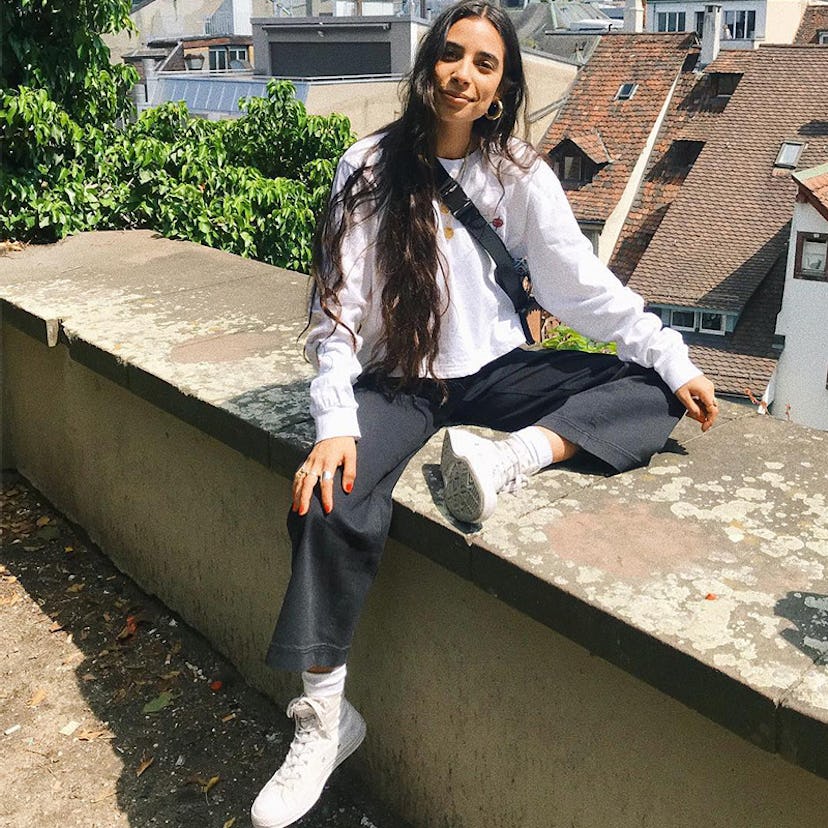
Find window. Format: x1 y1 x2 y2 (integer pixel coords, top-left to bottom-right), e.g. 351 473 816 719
699 312 726 334
209 46 248 71
795 233 828 282
581 227 600 254
657 11 686 32
670 309 697 331
712 73 740 97
209 47 228 71
666 139 704 169
562 155 582 181
551 143 600 186
667 308 728 335
775 141 805 169
722 10 756 40
695 11 705 36
818 31 828 45
615 82 638 101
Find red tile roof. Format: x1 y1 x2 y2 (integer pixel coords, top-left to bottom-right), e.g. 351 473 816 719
566 127 612 165
795 164 828 220
794 5 828 44
610 49 753 284
685 251 786 397
628 46 828 315
539 33 696 223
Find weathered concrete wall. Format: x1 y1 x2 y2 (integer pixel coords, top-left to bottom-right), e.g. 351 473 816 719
521 51 578 146
4 321 828 828
304 80 402 138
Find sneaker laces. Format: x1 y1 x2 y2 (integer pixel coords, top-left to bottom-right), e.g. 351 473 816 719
493 440 532 494
274 697 332 785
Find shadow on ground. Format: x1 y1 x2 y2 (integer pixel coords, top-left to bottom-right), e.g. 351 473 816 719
0 471 411 828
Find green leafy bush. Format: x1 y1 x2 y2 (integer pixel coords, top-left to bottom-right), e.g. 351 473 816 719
0 0 138 126
541 323 617 355
0 81 354 272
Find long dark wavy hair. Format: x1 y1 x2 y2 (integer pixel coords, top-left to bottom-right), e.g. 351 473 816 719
311 1 530 389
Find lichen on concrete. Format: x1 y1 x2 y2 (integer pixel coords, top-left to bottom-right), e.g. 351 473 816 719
2 230 826 770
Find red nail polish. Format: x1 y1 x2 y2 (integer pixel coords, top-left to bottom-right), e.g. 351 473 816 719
324 504 332 514
344 483 353 493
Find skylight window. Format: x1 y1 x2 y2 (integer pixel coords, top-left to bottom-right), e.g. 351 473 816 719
775 141 805 169
615 82 638 101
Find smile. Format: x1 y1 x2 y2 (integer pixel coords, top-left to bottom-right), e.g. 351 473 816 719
441 89 474 104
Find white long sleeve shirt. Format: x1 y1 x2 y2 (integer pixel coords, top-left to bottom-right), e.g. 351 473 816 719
306 135 701 441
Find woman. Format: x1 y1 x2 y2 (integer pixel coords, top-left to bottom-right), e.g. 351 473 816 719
251 3 718 826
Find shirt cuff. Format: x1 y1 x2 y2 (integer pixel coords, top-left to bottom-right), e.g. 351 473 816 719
659 355 703 394
314 406 362 443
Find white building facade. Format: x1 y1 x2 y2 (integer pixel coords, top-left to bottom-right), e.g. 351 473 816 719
773 165 828 430
645 0 810 47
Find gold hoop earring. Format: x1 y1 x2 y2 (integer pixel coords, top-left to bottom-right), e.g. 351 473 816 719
485 99 503 121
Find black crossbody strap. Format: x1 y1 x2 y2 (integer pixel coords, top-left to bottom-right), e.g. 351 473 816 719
434 162 536 344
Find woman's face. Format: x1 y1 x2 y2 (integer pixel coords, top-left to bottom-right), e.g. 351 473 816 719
433 16 506 133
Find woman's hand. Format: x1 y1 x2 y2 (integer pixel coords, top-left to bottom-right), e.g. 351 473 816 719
674 374 719 432
292 436 357 516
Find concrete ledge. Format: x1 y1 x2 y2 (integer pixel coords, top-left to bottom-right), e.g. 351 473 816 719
2 232 828 826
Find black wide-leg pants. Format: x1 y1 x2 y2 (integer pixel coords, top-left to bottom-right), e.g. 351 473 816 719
266 348 686 672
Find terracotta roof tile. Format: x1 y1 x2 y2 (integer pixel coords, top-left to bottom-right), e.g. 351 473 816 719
566 128 612 164
794 5 828 44
795 164 828 218
628 46 828 314
539 33 696 223
683 251 786 397
609 50 748 283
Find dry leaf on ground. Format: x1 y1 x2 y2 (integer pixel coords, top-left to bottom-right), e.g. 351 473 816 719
27 689 47 707
76 728 114 741
136 756 155 777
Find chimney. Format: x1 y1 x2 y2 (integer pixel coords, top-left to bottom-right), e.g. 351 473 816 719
623 0 644 33
699 4 722 68
142 58 159 108
233 0 253 35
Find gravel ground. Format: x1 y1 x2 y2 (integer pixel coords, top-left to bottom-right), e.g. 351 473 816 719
0 471 410 828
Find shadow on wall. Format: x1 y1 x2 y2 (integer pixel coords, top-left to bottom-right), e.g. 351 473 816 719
775 592 828 661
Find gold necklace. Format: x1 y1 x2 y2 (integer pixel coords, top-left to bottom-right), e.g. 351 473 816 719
441 144 473 241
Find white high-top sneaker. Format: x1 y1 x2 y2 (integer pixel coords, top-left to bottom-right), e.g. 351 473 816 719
251 695 366 828
441 428 538 524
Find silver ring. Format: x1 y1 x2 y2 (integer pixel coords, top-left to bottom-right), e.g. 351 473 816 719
294 469 308 479
321 470 334 481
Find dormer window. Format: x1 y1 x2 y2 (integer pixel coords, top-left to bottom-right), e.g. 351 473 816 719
550 135 608 187
775 141 805 170
657 306 730 336
712 72 741 98
818 30 828 45
615 82 638 101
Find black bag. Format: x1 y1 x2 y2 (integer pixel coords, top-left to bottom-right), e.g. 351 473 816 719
434 162 540 344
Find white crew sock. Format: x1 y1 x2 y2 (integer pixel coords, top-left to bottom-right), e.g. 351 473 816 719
301 664 347 699
505 426 554 473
